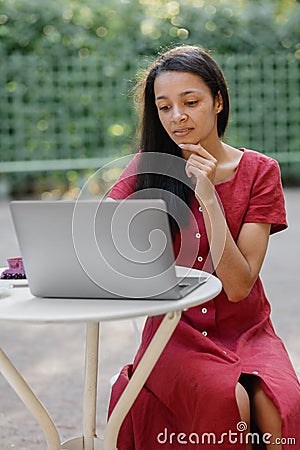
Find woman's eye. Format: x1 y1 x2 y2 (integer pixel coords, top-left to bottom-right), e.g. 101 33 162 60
186 100 198 106
158 105 170 111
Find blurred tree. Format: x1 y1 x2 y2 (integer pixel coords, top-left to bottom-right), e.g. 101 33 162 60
0 0 299 194
0 0 299 57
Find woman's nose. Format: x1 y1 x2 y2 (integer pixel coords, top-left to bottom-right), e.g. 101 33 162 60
172 107 187 123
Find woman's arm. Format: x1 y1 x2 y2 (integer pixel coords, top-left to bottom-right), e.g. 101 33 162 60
201 195 270 302
183 144 271 303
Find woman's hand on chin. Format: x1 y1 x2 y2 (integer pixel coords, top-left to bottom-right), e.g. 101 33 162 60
181 143 217 204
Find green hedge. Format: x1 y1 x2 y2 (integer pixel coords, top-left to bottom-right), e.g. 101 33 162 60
0 0 300 57
1 51 299 162
0 0 300 195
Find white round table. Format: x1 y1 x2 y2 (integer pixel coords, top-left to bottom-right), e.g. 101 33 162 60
0 266 222 450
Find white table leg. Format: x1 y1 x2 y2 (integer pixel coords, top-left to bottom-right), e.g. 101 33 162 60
61 322 100 450
0 346 61 450
83 322 100 450
104 310 182 450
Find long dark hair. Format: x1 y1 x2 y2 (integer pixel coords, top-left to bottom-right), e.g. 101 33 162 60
134 45 230 238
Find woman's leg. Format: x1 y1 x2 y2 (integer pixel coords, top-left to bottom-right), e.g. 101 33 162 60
236 382 252 450
251 378 282 449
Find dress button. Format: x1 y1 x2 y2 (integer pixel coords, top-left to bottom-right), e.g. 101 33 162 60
195 232 201 239
197 256 203 262
202 331 208 336
252 371 259 375
201 307 207 314
198 206 203 212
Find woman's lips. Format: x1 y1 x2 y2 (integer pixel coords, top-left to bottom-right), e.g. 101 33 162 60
173 128 193 137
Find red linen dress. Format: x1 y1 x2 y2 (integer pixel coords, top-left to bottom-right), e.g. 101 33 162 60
107 148 300 449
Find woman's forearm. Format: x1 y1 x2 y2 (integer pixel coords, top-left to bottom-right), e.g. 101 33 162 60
200 193 262 302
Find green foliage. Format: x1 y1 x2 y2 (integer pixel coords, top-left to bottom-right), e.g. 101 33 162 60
0 0 300 194
0 0 299 57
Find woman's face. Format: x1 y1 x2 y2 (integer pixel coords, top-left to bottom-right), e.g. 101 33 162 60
154 71 222 158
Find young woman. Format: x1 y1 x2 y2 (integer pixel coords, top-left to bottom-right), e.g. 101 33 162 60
107 45 300 449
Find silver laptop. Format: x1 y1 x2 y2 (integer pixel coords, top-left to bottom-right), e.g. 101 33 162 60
10 199 206 300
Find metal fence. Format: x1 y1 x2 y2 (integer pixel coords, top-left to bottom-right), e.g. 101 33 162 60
0 51 299 193
221 53 300 170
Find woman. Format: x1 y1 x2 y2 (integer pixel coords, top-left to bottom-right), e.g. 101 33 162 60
107 45 300 449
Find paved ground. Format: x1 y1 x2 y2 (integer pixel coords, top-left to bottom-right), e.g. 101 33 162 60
0 190 299 449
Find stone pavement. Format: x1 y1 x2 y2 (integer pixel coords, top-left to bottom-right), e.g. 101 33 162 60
0 189 299 449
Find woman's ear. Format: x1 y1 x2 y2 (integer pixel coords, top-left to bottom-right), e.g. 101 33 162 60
215 91 223 114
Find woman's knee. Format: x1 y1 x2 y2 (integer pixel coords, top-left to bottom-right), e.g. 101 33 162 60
235 382 251 425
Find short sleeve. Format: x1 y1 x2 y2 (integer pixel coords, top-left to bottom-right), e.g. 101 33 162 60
108 154 139 200
243 157 288 234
